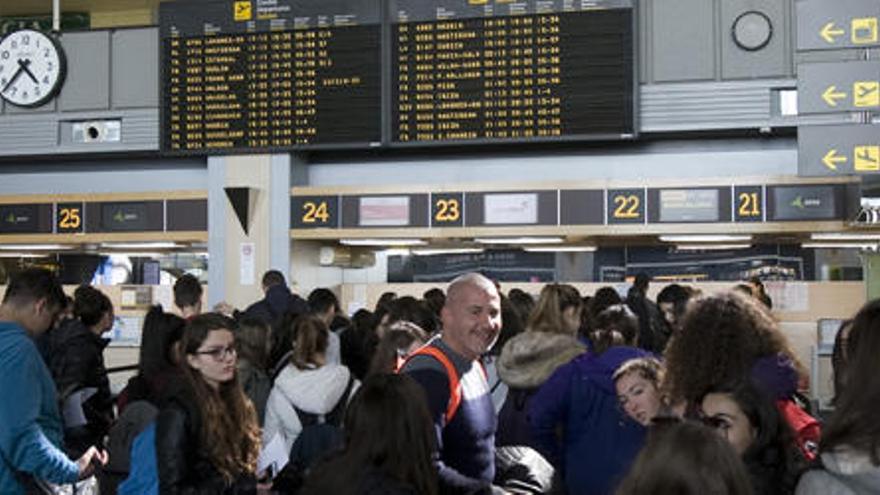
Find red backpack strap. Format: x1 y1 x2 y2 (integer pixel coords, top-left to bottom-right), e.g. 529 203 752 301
400 346 461 424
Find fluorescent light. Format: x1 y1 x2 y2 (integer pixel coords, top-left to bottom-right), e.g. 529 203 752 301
411 248 485 255
383 248 411 256
810 233 880 241
100 242 182 249
675 244 752 251
0 244 74 250
0 253 54 258
524 246 597 253
475 237 564 245
340 238 427 247
97 252 164 257
802 243 878 250
660 235 752 243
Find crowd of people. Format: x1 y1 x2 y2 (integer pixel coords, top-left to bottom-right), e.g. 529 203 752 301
1 267 878 494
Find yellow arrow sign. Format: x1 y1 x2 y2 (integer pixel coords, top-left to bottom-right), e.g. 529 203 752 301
821 22 846 43
822 85 847 106
822 149 847 171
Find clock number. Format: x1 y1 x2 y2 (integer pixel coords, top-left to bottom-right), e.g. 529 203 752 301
58 207 81 229
22 35 29 46
434 199 460 222
1 51 8 60
302 201 330 224
613 194 640 219
738 192 760 217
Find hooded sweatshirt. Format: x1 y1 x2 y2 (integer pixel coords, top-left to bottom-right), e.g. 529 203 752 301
496 332 585 448
263 363 358 452
530 346 650 495
796 448 880 495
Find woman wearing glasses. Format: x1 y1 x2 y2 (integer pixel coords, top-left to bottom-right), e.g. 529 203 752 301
156 313 262 494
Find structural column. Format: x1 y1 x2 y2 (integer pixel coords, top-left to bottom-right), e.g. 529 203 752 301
207 154 291 308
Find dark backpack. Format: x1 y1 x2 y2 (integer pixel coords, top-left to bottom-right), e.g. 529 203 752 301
272 375 355 493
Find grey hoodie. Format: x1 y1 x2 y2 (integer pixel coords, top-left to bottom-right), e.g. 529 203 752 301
796 449 880 495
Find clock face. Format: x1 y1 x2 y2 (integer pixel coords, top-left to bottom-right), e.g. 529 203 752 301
0 29 66 108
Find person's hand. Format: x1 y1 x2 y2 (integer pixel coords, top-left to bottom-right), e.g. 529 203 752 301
75 446 108 480
213 301 235 316
256 481 273 494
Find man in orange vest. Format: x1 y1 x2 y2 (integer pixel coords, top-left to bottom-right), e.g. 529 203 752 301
400 273 503 494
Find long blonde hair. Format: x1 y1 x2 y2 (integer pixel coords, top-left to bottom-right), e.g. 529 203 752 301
526 284 582 335
181 313 261 484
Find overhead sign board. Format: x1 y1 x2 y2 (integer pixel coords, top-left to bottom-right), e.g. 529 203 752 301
798 61 880 114
797 0 880 51
799 124 880 176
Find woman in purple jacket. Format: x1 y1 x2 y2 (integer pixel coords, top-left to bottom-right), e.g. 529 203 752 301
529 304 651 495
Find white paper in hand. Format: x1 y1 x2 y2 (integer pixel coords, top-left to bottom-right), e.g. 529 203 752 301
257 433 289 478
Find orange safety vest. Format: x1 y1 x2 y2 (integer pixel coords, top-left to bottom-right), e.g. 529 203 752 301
398 345 487 425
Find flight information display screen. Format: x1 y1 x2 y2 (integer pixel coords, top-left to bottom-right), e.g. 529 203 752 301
159 0 381 153
390 0 635 145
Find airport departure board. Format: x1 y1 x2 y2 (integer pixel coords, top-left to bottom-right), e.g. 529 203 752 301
159 0 382 153
390 0 636 145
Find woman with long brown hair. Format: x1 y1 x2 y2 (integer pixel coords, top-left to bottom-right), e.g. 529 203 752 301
156 313 261 493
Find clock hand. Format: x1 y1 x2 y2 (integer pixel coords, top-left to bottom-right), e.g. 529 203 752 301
19 59 39 84
2 64 24 92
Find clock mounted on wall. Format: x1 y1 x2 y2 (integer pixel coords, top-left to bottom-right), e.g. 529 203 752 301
0 29 66 108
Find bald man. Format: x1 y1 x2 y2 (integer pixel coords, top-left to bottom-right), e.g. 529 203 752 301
400 273 503 494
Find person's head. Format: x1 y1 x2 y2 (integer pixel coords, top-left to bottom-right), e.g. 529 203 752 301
507 288 536 322
351 308 374 332
490 296 526 357
261 269 286 292
700 380 804 494
291 314 329 370
732 283 754 298
308 288 339 325
589 303 639 354
369 321 430 375
138 305 186 377
305 373 437 495
73 285 114 335
441 273 502 361
526 283 582 335
614 357 665 426
664 291 801 406
747 276 766 296
821 299 880 465
376 291 397 311
0 267 67 335
616 419 753 495
180 313 260 483
422 288 445 318
585 286 623 333
830 319 853 406
633 273 650 293
173 274 203 315
380 296 438 338
236 317 271 370
656 284 692 332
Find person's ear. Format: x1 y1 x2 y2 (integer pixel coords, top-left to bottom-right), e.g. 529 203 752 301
186 352 201 370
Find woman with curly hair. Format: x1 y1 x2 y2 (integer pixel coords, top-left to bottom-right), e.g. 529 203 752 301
614 357 666 426
663 292 817 460
156 313 261 493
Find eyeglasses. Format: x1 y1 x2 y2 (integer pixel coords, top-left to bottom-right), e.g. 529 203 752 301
194 345 237 361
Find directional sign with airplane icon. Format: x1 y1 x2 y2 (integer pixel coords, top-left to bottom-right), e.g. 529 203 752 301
799 124 880 176
798 61 880 114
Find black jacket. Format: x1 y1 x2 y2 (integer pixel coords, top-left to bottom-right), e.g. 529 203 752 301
238 284 308 325
156 382 257 494
46 319 114 455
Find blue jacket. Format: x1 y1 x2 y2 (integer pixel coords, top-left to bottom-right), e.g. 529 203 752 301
0 322 80 494
529 347 650 495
